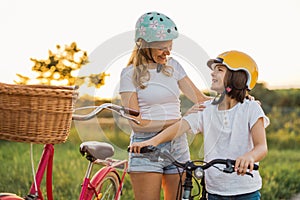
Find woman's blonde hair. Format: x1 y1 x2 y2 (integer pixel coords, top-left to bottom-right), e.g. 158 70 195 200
127 39 173 89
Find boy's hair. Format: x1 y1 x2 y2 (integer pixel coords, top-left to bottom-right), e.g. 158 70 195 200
224 69 248 103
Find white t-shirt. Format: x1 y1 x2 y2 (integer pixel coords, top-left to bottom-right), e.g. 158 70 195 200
183 99 270 195
119 58 187 120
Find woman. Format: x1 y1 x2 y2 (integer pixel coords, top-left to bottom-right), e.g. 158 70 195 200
119 11 210 200
129 50 269 200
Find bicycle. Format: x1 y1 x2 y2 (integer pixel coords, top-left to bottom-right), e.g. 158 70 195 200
130 145 259 200
0 103 140 200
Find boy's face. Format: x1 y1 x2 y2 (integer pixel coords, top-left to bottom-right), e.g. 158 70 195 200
210 63 228 93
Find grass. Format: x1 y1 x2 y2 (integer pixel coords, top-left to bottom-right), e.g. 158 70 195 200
0 127 300 199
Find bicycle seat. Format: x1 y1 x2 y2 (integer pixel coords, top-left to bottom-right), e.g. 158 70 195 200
80 141 114 160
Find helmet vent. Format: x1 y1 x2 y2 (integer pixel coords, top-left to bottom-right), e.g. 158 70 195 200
150 17 153 20
167 29 171 33
160 18 163 21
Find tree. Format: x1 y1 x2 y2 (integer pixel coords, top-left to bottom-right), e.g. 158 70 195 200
15 42 109 88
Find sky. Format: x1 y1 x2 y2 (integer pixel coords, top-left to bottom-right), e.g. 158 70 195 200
1 0 300 99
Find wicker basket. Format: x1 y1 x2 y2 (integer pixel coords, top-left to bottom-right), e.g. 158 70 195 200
0 83 78 144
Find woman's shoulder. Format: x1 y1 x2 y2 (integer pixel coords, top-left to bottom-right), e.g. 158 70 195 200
121 65 134 75
167 57 181 67
167 57 186 77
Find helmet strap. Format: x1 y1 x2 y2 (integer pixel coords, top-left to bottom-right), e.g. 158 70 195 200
212 71 232 105
212 90 226 105
156 64 163 73
136 42 163 73
136 42 154 62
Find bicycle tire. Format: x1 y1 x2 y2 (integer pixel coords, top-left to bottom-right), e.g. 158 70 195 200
0 193 24 200
93 171 120 200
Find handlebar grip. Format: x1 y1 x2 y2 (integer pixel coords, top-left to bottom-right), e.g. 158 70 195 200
228 159 259 170
123 107 139 116
140 145 156 153
127 145 156 153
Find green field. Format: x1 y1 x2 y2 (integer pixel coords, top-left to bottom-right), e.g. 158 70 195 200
1 85 300 199
0 126 299 200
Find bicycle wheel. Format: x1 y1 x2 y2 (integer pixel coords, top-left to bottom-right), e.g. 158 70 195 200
0 193 24 200
93 171 120 200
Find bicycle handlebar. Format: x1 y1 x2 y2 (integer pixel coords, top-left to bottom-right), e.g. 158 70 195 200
128 145 260 199
134 145 259 172
72 103 140 124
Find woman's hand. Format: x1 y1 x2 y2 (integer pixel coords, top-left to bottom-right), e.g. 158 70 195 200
184 103 206 116
128 141 153 154
246 94 262 105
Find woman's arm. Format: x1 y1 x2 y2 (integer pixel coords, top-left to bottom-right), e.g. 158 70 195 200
234 117 268 175
178 76 211 103
120 92 180 132
129 119 191 153
179 76 211 115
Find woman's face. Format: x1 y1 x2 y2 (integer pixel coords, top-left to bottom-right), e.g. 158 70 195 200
149 40 173 65
210 64 228 93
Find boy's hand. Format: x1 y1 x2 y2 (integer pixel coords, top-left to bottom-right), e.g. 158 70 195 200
234 154 255 176
247 94 261 105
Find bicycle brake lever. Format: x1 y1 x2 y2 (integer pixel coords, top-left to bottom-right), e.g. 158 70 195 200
223 159 235 173
223 167 234 173
246 172 254 178
223 168 254 178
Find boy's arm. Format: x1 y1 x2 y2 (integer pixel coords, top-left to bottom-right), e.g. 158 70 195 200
235 117 268 175
129 119 191 153
120 92 180 132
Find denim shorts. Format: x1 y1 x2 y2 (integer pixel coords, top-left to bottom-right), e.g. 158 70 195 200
207 191 261 200
128 132 190 174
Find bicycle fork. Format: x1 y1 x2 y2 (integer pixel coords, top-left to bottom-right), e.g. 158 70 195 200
182 170 193 200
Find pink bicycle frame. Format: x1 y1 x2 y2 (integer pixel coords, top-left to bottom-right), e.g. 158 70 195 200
0 144 54 200
80 160 128 200
27 143 128 200
28 144 55 200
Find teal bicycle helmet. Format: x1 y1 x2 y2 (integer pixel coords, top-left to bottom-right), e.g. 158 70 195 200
135 11 178 43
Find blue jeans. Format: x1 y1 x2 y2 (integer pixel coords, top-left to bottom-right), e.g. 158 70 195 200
207 191 261 200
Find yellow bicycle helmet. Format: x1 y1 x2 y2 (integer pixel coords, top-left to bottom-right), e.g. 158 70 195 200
207 50 258 90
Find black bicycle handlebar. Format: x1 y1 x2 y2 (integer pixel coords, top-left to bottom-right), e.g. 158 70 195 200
128 143 260 199
132 145 259 171
72 103 140 124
